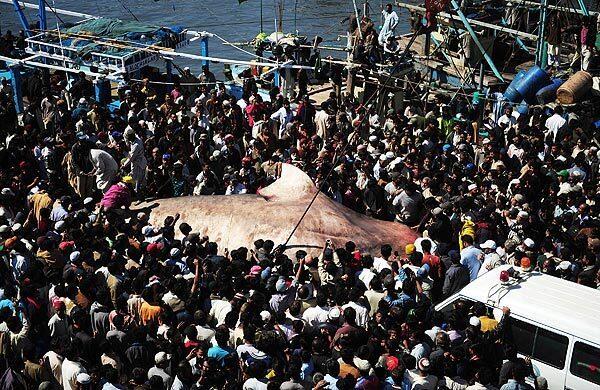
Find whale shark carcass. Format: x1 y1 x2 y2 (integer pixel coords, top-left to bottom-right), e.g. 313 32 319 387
136 163 419 256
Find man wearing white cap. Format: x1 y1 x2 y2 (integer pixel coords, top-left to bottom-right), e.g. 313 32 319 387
367 135 379 155
408 357 438 389
122 126 147 192
477 240 502 277
76 372 92 388
148 351 173 387
506 210 528 243
164 247 190 275
373 154 389 180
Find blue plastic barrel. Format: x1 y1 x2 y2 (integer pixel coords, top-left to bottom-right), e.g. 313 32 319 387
515 66 552 103
503 70 526 103
94 79 111 105
535 78 564 105
516 102 528 115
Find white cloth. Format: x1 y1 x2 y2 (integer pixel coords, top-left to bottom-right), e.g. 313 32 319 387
270 106 293 138
126 137 147 190
209 299 232 326
545 114 566 142
61 358 86 390
341 301 369 328
356 268 376 289
373 256 392 272
48 313 69 338
148 366 172 387
90 149 119 192
315 109 329 140
378 10 399 46
243 377 269 390
302 305 330 327
43 351 63 385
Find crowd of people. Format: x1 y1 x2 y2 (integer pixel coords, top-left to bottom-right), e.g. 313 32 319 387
0 11 597 389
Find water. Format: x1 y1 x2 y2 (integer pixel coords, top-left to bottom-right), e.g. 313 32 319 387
0 0 413 76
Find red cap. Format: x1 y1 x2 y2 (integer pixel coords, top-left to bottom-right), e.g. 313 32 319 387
59 241 75 251
52 300 65 310
386 356 399 371
147 242 164 255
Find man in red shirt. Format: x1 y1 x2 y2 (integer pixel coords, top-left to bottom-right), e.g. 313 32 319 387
421 239 445 301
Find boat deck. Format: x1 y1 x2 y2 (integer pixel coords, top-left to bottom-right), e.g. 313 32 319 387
398 34 516 89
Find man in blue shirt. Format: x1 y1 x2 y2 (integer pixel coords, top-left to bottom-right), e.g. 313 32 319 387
207 326 236 366
460 235 483 281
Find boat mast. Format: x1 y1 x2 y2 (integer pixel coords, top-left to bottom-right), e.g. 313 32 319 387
535 0 548 69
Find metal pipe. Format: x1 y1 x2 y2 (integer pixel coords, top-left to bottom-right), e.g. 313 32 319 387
38 0 46 30
508 0 595 16
0 53 122 78
11 0 32 37
396 2 538 40
449 0 505 82
0 0 97 19
576 0 589 16
536 0 548 68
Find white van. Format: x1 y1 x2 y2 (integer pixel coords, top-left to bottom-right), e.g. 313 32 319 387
435 265 600 390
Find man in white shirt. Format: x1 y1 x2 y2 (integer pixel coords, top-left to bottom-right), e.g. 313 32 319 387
148 351 172 388
270 99 293 138
236 328 261 359
314 102 330 140
356 256 376 290
373 244 394 272
43 347 64 386
194 310 216 342
89 148 119 193
61 355 86 390
477 240 503 277
48 300 69 338
302 294 330 328
378 3 399 46
209 296 232 326
341 288 369 328
545 105 567 143
496 106 517 129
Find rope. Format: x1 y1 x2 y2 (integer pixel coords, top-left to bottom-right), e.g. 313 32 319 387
186 13 345 30
129 77 236 86
210 32 277 63
43 0 64 24
116 0 140 22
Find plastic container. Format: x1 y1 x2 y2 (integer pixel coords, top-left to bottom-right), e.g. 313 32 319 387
557 71 593 104
516 102 528 115
535 78 564 105
94 79 111 105
503 70 526 103
514 66 552 103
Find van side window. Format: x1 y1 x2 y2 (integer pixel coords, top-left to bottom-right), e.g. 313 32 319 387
570 342 600 385
510 318 535 356
532 327 568 369
510 318 568 369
